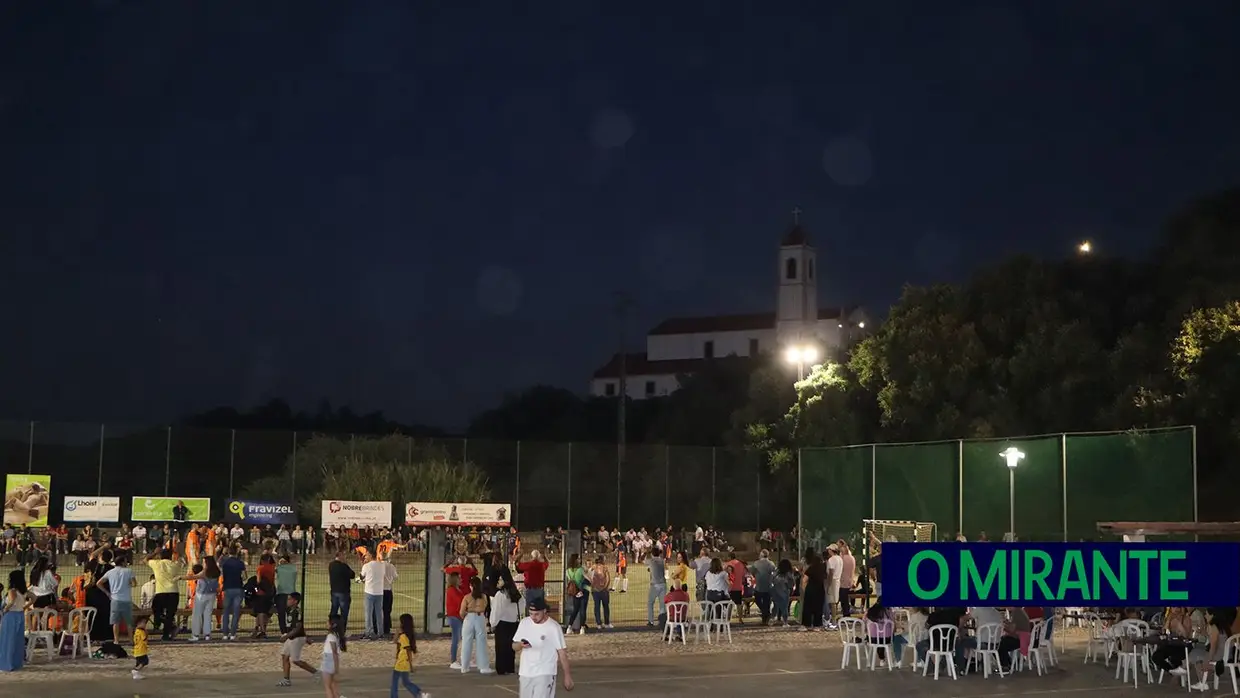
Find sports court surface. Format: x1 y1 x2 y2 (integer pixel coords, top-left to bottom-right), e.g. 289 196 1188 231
23 647 1193 698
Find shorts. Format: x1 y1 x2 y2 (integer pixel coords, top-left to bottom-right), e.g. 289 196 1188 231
110 600 135 626
252 596 273 615
729 591 743 607
519 674 557 698
827 585 840 604
282 637 307 662
320 660 336 677
134 655 150 668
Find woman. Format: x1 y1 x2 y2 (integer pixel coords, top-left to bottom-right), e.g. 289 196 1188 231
322 613 347 698
183 555 222 641
589 556 612 629
904 607 930 665
27 556 58 608
669 552 691 591
490 567 521 675
252 553 276 638
800 549 826 631
564 554 590 634
1186 607 1237 691
458 577 492 674
705 558 730 604
865 599 905 666
771 559 796 626
445 572 464 669
0 570 31 671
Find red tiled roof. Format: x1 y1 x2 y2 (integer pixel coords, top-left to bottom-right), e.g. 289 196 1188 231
591 353 753 379
647 307 856 336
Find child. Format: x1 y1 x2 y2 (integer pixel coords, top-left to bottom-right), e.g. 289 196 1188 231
277 592 317 687
131 616 149 680
320 613 346 698
391 613 428 697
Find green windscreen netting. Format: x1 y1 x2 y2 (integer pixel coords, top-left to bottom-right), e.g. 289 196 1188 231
799 427 1195 543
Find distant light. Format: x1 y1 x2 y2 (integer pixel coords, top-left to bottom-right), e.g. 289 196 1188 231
1078 240 1092 254
785 347 801 363
785 346 818 364
838 323 843 328
1000 447 1025 469
858 322 865 329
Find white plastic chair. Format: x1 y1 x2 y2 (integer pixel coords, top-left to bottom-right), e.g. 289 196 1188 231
969 622 1008 678
922 624 959 680
690 601 713 643
1156 645 1196 693
1083 612 1108 664
708 600 733 644
1213 633 1240 694
1016 619 1052 676
865 618 895 670
1113 622 1152 687
663 602 689 645
838 617 866 669
25 608 58 662
58 607 97 659
904 624 928 671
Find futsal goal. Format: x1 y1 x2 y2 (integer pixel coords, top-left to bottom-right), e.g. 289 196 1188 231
863 519 937 551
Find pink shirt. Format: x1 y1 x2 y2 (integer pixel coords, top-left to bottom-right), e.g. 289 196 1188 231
840 553 856 590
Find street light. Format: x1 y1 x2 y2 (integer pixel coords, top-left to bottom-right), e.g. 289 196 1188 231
1000 447 1025 539
1077 240 1092 255
785 345 818 381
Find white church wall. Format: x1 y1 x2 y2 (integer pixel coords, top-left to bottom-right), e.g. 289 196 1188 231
646 328 776 361
589 373 681 400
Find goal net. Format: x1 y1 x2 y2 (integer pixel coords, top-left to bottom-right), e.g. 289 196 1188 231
863 519 937 552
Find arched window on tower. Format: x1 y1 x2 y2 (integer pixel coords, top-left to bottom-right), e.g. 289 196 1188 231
785 257 797 280
808 259 814 280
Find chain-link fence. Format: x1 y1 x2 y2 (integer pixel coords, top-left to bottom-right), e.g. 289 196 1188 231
799 426 1197 542
0 421 796 531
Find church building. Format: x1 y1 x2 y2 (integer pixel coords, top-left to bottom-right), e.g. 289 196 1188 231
590 210 870 399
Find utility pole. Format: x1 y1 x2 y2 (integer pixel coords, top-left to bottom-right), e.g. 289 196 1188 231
615 292 634 528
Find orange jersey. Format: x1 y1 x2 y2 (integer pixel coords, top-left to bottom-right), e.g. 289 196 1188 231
205 529 217 555
617 551 627 569
377 541 399 559
355 545 369 560
185 531 200 556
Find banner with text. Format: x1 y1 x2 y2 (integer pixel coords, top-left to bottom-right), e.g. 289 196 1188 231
405 502 511 526
4 474 52 527
63 496 121 523
130 497 211 522
321 500 392 528
226 499 297 525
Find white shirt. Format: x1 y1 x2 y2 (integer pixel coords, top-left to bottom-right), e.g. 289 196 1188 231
30 569 58 597
705 571 729 593
132 525 147 539
321 632 340 670
230 526 244 539
360 560 386 596
490 591 519 626
382 561 398 591
139 580 157 609
514 616 566 678
827 555 843 588
695 527 705 542
970 607 1005 631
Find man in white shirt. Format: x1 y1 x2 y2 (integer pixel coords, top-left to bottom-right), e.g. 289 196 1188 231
359 552 386 639
693 525 705 556
381 558 398 637
825 544 844 629
132 524 147 556
513 597 573 698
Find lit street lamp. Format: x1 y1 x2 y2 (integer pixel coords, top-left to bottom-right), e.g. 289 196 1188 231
1000 447 1025 539
1077 240 1092 255
785 345 818 381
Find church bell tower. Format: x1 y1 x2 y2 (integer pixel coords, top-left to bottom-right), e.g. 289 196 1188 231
776 207 819 342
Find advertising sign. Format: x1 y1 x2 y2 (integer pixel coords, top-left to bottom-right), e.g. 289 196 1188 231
404 501 511 527
130 497 211 522
320 500 392 528
62 496 121 523
226 499 297 525
3 474 51 526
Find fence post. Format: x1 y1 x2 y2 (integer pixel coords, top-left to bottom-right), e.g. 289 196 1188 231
566 442 573 529
407 435 413 464
229 429 237 498
957 439 964 535
164 426 172 496
664 444 670 525
1191 425 1199 540
1060 433 1068 542
97 424 105 496
796 448 803 539
462 437 468 464
514 440 521 530
756 457 761 532
291 431 299 503
26 421 34 473
870 443 877 519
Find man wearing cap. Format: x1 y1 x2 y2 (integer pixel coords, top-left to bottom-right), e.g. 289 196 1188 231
825 544 843 629
513 596 574 697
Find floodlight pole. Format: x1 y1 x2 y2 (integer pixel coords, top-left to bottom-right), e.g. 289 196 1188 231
1000 447 1025 539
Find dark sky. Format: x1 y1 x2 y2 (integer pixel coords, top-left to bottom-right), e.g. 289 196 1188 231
2 1 1238 430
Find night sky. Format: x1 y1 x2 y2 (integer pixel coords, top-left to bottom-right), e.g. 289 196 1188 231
2 1 1238 430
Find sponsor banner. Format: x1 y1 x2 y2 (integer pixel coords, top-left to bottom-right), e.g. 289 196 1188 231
130 497 211 522
62 496 121 523
320 500 392 528
4 474 52 527
405 501 511 527
881 541 1240 607
226 499 297 524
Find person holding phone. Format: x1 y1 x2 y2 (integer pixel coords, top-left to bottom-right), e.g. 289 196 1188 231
512 597 573 697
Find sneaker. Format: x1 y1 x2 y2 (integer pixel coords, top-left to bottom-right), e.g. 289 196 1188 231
606 624 614 630
915 660 926 670
132 671 144 680
449 662 461 670
480 669 496 675
1191 680 1210 691
577 628 585 635
189 636 200 642
1170 666 1188 675
277 679 292 687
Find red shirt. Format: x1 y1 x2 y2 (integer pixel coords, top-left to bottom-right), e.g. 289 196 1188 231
1024 607 1044 620
664 589 690 622
516 559 548 589
444 565 477 591
446 584 465 619
258 563 276 595
726 559 746 592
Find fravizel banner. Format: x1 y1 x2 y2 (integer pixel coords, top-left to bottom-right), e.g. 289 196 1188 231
226 499 297 524
405 501 510 526
4 474 51 527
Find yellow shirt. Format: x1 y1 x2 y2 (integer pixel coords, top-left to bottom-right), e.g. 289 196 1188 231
393 633 413 672
133 628 149 657
148 559 182 595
